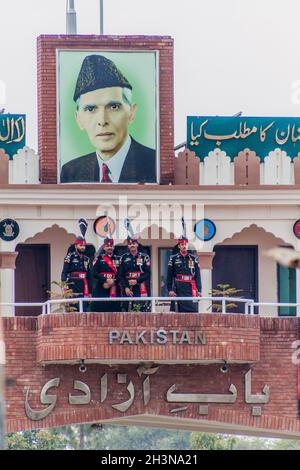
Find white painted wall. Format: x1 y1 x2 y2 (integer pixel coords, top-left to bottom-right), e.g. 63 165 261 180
1 189 300 317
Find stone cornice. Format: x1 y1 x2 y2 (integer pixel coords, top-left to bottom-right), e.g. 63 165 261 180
1 185 300 206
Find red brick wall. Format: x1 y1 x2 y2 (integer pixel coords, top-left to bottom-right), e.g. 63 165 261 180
37 35 174 184
36 313 260 363
4 314 300 436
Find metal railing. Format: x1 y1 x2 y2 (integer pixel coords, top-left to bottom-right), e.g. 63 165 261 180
44 296 255 315
247 301 300 316
0 302 47 315
0 296 255 316
2 297 300 317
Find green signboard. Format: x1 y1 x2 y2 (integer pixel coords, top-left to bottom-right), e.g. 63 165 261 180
0 114 26 158
187 116 300 161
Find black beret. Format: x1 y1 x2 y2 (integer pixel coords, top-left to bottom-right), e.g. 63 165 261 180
73 54 132 102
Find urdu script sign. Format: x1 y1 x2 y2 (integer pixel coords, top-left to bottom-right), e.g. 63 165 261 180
0 114 26 158
187 116 300 161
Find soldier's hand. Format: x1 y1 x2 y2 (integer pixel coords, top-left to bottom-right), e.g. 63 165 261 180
103 282 110 289
128 279 137 286
197 292 202 297
169 290 177 297
125 288 133 296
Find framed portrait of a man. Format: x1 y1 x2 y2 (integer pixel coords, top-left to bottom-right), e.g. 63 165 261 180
57 50 158 184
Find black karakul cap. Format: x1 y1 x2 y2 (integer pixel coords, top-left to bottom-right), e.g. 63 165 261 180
127 235 138 245
103 237 114 246
74 235 86 245
74 54 132 102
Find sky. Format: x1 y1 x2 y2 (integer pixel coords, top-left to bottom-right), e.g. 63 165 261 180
1 0 300 149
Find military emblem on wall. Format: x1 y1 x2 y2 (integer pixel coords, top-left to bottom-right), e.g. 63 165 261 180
93 215 116 238
194 218 216 241
0 218 20 241
293 219 300 239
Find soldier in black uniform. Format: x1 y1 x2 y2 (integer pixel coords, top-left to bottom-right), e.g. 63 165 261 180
119 236 151 312
61 235 93 312
90 237 121 312
167 236 202 313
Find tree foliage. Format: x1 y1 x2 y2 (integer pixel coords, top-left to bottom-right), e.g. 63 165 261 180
47 280 79 313
7 429 66 450
6 425 190 450
6 425 300 450
190 432 236 450
210 284 243 312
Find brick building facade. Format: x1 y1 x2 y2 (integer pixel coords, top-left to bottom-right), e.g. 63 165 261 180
4 313 300 437
1 34 300 437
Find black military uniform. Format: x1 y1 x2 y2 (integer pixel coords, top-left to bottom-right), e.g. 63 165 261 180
61 236 92 312
90 238 121 312
119 237 151 312
167 237 202 313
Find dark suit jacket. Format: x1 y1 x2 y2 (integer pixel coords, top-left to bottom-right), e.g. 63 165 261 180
60 138 156 183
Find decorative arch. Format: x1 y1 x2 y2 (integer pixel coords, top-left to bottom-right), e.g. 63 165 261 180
14 221 77 247
16 225 78 300
24 224 75 245
138 224 176 242
215 223 291 248
211 222 295 250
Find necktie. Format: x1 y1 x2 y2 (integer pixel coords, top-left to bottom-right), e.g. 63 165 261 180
101 163 112 183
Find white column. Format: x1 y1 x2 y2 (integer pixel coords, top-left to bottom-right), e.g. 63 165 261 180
198 252 215 314
0 248 18 317
201 269 212 313
0 269 15 317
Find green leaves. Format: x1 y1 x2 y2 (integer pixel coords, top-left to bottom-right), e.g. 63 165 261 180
209 283 243 312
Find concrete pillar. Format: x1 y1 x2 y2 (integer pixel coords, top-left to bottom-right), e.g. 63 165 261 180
0 252 18 317
198 252 215 313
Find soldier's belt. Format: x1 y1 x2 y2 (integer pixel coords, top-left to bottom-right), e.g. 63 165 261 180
126 272 141 278
69 272 87 279
176 274 194 281
101 272 116 279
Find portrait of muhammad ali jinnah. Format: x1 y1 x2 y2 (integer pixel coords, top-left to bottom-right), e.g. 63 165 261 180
58 52 157 184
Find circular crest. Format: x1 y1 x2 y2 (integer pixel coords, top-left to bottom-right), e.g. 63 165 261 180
93 216 116 238
293 219 300 239
194 218 216 241
0 218 20 241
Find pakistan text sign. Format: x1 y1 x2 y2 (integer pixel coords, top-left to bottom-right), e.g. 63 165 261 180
187 116 300 160
108 329 206 345
0 114 26 158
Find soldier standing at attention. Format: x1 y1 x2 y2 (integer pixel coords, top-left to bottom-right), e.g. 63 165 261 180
167 236 202 313
119 236 151 312
61 219 92 312
90 236 121 312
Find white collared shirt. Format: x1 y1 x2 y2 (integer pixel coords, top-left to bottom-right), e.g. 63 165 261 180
96 135 131 183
